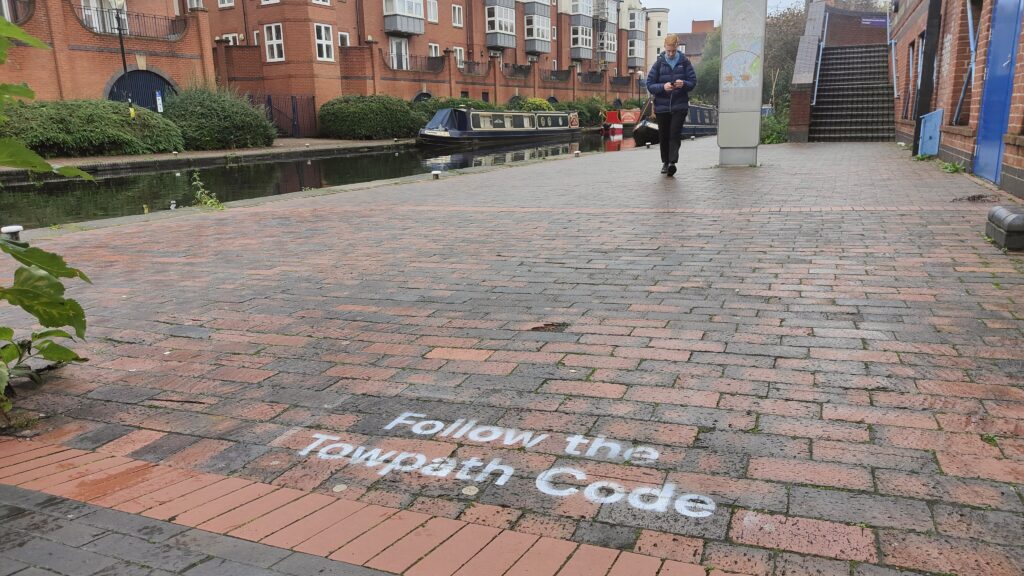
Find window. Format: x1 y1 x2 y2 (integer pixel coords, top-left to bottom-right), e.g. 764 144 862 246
222 33 240 45
571 26 592 49
482 91 489 103
218 0 234 8
384 0 423 18
312 0 330 5
261 0 279 5
628 10 642 30
603 2 617 24
252 30 259 45
452 4 463 26
314 23 333 61
552 58 557 70
389 36 409 69
453 46 465 68
552 25 556 40
628 39 644 58
428 43 440 57
570 0 591 16
486 5 514 34
525 15 550 41
461 90 470 98
338 32 350 47
264 23 284 61
598 31 615 53
427 0 438 22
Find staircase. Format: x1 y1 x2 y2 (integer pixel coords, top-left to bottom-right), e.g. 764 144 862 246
809 44 895 142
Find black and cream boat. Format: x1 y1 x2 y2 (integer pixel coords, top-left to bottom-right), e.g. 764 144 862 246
418 108 581 146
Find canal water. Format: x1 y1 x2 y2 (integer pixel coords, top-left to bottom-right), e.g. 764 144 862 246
3 133 635 230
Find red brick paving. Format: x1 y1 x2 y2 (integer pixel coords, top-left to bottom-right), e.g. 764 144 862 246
3 141 1024 575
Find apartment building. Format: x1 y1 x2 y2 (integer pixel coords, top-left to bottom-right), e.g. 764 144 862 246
205 0 660 106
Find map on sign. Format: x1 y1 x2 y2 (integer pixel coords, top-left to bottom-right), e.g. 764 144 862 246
719 0 767 112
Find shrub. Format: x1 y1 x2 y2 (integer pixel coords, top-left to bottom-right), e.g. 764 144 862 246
519 97 554 112
320 95 425 139
412 96 497 119
552 97 608 127
760 108 789 145
622 98 646 109
0 99 183 158
164 87 276 151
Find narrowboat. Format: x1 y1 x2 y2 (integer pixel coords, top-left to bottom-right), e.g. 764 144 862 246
632 98 719 146
418 108 581 146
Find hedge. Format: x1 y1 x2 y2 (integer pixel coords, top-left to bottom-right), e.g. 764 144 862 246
412 97 496 119
164 87 276 151
0 99 184 158
320 95 425 139
552 96 609 127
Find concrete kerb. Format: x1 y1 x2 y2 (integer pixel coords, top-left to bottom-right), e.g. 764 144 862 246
22 144 625 242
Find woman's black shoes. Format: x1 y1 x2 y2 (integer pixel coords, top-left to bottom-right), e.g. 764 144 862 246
666 163 677 177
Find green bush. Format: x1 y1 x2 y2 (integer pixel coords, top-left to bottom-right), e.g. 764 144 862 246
519 97 554 112
0 99 183 158
760 108 789 145
413 96 498 119
552 96 609 127
622 98 646 109
164 87 276 151
320 95 425 139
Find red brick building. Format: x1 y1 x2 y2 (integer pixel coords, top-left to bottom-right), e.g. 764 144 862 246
891 0 1024 196
3 0 216 108
207 0 661 107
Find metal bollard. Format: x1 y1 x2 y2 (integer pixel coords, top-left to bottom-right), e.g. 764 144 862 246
1 225 23 241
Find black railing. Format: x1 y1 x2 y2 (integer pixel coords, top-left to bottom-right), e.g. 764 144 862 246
460 60 489 76
579 71 604 84
74 5 186 40
501 63 532 79
246 94 318 138
542 69 571 82
4 0 34 24
385 53 445 73
610 75 632 87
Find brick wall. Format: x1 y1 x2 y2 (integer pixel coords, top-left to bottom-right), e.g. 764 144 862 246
824 11 888 47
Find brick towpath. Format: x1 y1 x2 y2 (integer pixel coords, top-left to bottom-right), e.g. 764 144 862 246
2 139 1023 576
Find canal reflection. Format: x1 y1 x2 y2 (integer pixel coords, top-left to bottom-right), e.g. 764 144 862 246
2 133 635 230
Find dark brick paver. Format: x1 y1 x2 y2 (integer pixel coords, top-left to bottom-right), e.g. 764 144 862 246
3 140 1024 575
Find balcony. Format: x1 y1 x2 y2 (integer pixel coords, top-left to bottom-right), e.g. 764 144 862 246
610 76 632 87
384 52 444 73
459 60 490 77
525 39 550 54
384 0 424 36
502 63 531 79
541 69 571 82
74 5 186 40
3 0 34 24
485 0 515 50
579 70 604 84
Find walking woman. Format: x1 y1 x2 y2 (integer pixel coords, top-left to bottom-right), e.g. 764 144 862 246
646 34 697 177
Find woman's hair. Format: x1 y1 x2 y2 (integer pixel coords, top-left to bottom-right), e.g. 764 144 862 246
664 34 679 49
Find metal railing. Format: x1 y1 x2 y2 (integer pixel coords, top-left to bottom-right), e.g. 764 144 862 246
609 75 632 87
542 69 571 82
501 63 531 79
811 11 830 106
3 0 34 24
459 60 489 76
74 5 186 40
384 53 445 73
578 70 604 84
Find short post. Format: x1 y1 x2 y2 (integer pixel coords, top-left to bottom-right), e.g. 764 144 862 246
431 170 441 179
1 225 23 241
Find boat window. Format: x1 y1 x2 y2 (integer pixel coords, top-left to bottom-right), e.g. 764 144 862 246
540 116 548 127
471 114 481 129
492 115 506 129
512 115 525 129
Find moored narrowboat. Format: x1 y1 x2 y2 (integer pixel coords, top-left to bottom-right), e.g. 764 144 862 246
632 98 719 146
418 108 581 146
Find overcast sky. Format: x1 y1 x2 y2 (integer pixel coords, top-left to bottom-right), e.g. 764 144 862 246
645 0 805 33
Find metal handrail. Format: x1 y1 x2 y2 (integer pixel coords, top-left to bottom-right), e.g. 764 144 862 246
73 5 186 40
501 63 532 79
383 52 445 72
578 70 604 84
459 60 489 76
811 11 830 106
609 75 632 86
542 69 571 82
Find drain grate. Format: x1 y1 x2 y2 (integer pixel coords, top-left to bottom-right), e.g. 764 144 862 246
952 194 1001 203
529 322 569 333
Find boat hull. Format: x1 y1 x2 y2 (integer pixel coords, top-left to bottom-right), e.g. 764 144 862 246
417 128 581 147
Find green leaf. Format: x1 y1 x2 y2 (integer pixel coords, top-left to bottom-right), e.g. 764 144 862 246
53 165 94 181
11 367 41 386
0 83 33 101
0 267 87 338
0 344 18 364
0 36 11 65
0 19 48 50
0 138 51 172
0 327 12 341
31 328 72 341
36 340 85 362
0 239 91 283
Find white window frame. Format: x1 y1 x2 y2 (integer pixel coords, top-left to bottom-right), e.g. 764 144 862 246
1 0 11 20
552 25 556 40
222 33 240 45
570 0 591 16
452 4 463 27
453 46 465 68
389 36 410 70
552 58 557 70
261 0 279 5
252 30 259 45
427 0 438 22
571 26 592 49
525 14 550 41
312 0 331 5
628 10 641 30
264 23 284 62
218 0 234 8
428 42 440 57
486 5 515 34
314 23 334 61
384 0 423 18
598 31 616 53
338 31 350 47
627 38 644 58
